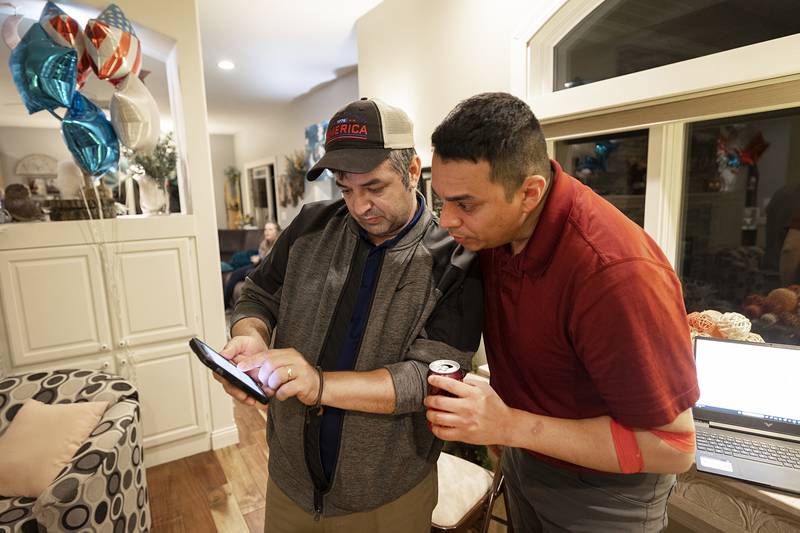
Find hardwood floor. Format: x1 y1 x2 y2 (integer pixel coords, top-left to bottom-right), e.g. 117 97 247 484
147 403 509 532
147 403 269 532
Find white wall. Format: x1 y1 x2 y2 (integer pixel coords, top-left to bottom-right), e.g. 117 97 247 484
356 0 534 368
0 126 71 188
77 0 236 445
356 0 533 166
232 69 359 227
209 134 236 229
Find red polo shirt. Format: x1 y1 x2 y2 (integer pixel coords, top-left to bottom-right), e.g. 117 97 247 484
480 161 699 452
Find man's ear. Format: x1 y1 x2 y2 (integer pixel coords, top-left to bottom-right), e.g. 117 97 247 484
407 155 422 190
519 174 547 214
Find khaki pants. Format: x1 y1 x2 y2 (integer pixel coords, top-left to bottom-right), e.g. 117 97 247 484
264 469 437 533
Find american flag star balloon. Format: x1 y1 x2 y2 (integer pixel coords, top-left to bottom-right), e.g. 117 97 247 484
38 2 92 87
84 3 141 85
62 91 120 176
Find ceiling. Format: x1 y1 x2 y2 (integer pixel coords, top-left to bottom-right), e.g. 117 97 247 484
0 0 380 133
197 0 381 133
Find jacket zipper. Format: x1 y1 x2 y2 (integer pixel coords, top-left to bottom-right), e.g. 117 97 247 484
303 241 360 521
306 235 387 521
306 408 325 520
313 489 323 521
313 251 382 519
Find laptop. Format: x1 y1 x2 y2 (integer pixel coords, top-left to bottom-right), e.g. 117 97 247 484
693 336 800 494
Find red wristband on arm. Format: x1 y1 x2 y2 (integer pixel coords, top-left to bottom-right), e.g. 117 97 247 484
610 419 644 474
650 429 696 453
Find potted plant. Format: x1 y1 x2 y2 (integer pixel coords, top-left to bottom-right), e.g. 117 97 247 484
126 133 177 215
224 166 243 228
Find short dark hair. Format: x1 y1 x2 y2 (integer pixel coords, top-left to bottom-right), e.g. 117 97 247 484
431 92 550 198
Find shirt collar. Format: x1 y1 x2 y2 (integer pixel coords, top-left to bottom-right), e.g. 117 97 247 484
494 159 576 275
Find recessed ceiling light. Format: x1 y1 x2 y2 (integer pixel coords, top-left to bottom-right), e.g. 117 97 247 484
217 60 235 71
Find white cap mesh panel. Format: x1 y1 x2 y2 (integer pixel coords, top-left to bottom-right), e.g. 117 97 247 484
373 99 414 149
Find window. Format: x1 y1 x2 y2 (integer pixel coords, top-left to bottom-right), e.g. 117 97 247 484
246 162 277 227
680 108 800 345
555 130 648 227
553 0 800 91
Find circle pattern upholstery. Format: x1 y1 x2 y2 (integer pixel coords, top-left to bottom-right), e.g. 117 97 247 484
0 370 150 532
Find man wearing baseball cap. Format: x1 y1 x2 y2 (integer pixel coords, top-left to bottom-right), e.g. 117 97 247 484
215 98 483 531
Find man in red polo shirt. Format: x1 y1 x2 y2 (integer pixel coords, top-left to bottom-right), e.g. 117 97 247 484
425 92 700 532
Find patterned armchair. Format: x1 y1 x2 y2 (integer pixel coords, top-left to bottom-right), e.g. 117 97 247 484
0 370 150 532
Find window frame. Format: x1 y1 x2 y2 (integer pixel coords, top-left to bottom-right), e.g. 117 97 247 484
551 127 654 233
511 0 800 272
538 75 800 271
511 0 800 123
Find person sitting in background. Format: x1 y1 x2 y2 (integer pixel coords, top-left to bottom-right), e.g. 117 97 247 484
780 208 800 285
223 221 281 308
765 183 800 271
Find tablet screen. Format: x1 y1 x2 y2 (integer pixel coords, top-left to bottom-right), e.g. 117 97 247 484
194 339 266 398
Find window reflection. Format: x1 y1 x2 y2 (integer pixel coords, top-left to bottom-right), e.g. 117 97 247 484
553 0 800 91
681 108 800 345
556 130 648 227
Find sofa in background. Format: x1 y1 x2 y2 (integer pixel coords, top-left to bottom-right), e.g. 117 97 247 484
219 229 264 308
0 370 150 532
218 229 262 264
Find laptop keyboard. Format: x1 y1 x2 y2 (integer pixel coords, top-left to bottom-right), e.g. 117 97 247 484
697 432 800 469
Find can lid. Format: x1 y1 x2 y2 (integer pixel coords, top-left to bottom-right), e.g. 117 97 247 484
429 359 461 373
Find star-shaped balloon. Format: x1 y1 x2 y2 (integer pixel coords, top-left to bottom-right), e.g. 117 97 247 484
110 74 160 152
62 92 120 176
9 23 77 114
84 4 141 86
39 1 92 87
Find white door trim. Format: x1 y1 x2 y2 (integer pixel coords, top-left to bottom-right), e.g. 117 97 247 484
512 0 800 121
242 157 278 223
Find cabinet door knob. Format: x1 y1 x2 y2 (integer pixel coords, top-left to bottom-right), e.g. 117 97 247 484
119 340 125 347
101 344 108 351
102 361 110 369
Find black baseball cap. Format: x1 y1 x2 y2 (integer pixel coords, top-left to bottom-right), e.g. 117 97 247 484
306 97 415 181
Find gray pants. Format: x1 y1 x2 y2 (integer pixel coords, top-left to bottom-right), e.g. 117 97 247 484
502 447 676 533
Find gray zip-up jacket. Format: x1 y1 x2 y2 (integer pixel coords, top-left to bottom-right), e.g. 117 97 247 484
231 198 482 517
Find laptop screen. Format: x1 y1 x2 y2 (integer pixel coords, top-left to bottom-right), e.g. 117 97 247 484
694 337 800 437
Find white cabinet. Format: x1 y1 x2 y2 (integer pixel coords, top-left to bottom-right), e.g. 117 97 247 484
131 340 209 448
0 245 113 366
107 239 200 347
0 217 234 467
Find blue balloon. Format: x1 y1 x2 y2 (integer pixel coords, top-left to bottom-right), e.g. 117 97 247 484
62 92 120 176
727 153 741 168
9 23 77 114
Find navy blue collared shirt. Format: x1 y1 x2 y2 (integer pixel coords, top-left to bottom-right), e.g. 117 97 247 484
319 197 425 481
